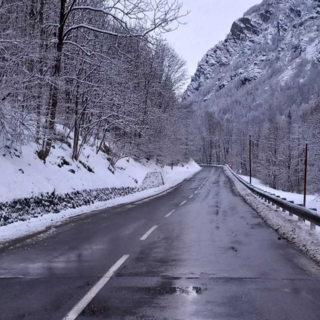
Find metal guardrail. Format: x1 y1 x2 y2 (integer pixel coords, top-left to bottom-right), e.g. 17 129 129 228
199 163 225 167
226 165 320 230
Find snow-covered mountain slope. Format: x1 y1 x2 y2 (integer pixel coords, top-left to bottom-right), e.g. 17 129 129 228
185 0 320 101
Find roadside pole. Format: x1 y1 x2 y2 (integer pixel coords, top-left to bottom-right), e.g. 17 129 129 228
249 135 252 184
303 143 308 207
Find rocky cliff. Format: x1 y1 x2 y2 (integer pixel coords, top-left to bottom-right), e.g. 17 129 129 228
185 0 320 101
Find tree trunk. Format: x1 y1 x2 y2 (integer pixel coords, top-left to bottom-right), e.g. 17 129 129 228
36 0 45 142
38 54 62 161
38 0 67 161
72 86 80 160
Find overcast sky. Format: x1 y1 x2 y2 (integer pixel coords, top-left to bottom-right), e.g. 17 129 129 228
165 0 262 79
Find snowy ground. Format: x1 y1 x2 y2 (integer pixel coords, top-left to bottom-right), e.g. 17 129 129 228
0 161 201 245
240 175 320 215
226 167 320 264
0 140 170 203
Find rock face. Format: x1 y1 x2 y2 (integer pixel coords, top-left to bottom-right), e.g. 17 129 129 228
184 0 320 100
140 172 164 190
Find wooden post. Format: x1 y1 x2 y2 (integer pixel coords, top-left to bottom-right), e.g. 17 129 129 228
303 143 308 208
249 135 252 184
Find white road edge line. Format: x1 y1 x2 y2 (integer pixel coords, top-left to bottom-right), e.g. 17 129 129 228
189 195 193 199
140 225 158 240
165 210 175 218
62 255 129 320
179 201 187 206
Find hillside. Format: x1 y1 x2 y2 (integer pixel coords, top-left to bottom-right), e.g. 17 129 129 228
185 0 320 194
185 0 320 100
1 140 198 204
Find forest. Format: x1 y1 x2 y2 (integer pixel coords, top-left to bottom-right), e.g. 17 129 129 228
0 0 192 167
187 58 320 194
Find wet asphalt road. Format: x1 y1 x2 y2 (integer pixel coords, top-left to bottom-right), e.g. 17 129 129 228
1 166 320 320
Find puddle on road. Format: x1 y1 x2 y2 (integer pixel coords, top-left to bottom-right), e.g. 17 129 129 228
80 287 204 317
147 286 203 296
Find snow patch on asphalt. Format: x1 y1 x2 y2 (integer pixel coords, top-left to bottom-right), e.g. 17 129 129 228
225 167 320 265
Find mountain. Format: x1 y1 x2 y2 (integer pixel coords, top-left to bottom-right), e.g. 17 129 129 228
185 0 320 101
185 0 320 194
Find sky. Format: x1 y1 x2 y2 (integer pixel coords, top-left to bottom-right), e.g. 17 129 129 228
165 0 262 79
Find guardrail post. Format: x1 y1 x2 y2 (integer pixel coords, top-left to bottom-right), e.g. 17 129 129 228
269 194 275 206
298 204 305 222
288 201 294 216
281 198 286 212
276 196 280 209
310 208 317 231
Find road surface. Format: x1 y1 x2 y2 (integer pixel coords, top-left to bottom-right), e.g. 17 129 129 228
1 167 320 320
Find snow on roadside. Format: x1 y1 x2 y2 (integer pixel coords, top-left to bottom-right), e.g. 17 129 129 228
0 161 201 245
240 174 320 215
225 167 320 265
0 142 165 203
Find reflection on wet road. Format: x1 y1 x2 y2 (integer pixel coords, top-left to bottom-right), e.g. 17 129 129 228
1 167 320 320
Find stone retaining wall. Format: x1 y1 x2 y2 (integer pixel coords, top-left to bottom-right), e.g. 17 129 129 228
0 186 137 227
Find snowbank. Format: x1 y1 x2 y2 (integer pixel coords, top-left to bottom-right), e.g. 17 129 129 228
0 142 161 203
225 167 320 264
0 160 201 244
240 175 320 215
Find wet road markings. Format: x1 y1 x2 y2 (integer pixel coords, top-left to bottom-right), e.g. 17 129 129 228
62 255 129 320
165 210 175 218
140 225 158 240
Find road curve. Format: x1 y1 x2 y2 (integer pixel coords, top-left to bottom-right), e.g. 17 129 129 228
1 167 320 320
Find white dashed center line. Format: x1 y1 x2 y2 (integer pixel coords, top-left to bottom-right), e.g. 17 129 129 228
189 195 193 199
165 210 175 218
179 201 187 206
62 255 129 320
140 225 158 240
